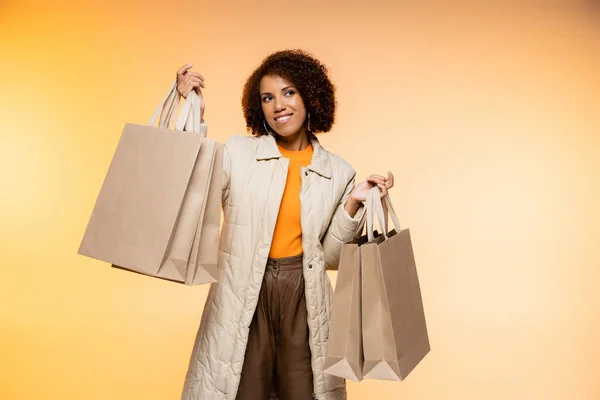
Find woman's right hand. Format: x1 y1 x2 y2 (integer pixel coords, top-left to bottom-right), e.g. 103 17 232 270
176 64 206 119
176 64 205 99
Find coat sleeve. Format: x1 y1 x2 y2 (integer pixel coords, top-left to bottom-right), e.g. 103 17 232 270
322 169 366 270
221 141 232 207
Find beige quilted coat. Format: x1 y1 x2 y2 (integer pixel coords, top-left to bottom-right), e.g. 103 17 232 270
181 133 364 400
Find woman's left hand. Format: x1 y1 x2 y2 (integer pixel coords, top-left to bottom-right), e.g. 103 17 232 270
345 171 394 217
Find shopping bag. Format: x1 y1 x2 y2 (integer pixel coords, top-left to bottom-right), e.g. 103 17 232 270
323 230 368 381
325 186 387 381
184 140 223 285
78 82 220 284
162 90 221 284
361 187 430 380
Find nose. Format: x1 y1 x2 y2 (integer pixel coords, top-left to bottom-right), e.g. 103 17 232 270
274 95 286 112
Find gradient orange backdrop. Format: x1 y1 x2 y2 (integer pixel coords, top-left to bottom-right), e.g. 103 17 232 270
1 1 599 399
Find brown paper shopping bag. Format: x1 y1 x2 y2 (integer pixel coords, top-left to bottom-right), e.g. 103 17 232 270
361 187 430 381
323 231 368 381
78 83 220 284
324 187 386 382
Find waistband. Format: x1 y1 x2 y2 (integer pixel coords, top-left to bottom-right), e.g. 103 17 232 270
266 253 304 270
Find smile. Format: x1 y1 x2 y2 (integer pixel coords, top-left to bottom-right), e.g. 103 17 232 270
274 114 293 124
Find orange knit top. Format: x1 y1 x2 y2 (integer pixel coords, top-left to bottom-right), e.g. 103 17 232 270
268 143 314 258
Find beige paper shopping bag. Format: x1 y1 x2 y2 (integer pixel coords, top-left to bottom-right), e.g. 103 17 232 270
161 134 215 281
361 188 430 381
185 141 223 285
79 84 218 283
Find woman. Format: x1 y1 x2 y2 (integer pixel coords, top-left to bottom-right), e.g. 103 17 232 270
176 50 394 400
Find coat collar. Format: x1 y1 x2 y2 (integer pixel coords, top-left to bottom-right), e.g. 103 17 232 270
255 133 333 179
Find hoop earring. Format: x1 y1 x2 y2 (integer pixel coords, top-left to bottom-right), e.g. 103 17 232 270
307 112 312 132
263 119 273 135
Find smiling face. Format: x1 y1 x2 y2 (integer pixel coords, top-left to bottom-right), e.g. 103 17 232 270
259 74 308 139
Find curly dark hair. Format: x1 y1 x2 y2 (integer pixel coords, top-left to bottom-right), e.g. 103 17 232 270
241 49 337 136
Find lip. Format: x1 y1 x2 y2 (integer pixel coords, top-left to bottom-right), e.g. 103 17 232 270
274 114 293 124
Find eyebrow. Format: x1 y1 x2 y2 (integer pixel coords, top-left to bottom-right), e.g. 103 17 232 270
260 86 295 96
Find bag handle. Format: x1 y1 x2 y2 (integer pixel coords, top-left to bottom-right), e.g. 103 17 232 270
366 188 382 242
147 81 204 134
351 186 402 241
148 81 178 128
351 187 380 240
176 90 203 135
366 187 402 242
382 193 401 233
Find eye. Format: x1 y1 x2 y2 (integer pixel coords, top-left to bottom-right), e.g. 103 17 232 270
284 90 295 96
262 95 273 102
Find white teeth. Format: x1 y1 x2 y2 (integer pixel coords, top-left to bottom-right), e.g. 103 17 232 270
275 115 292 122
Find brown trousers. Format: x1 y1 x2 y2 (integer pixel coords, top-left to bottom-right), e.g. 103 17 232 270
236 254 314 400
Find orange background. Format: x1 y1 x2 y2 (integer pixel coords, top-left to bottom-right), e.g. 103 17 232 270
1 1 599 399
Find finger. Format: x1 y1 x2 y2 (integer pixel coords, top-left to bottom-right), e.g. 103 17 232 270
377 184 388 197
368 174 387 181
186 81 204 91
186 71 205 81
382 171 394 189
177 63 193 77
367 176 386 185
188 77 206 88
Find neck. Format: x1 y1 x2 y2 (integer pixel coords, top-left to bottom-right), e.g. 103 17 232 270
275 128 311 151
